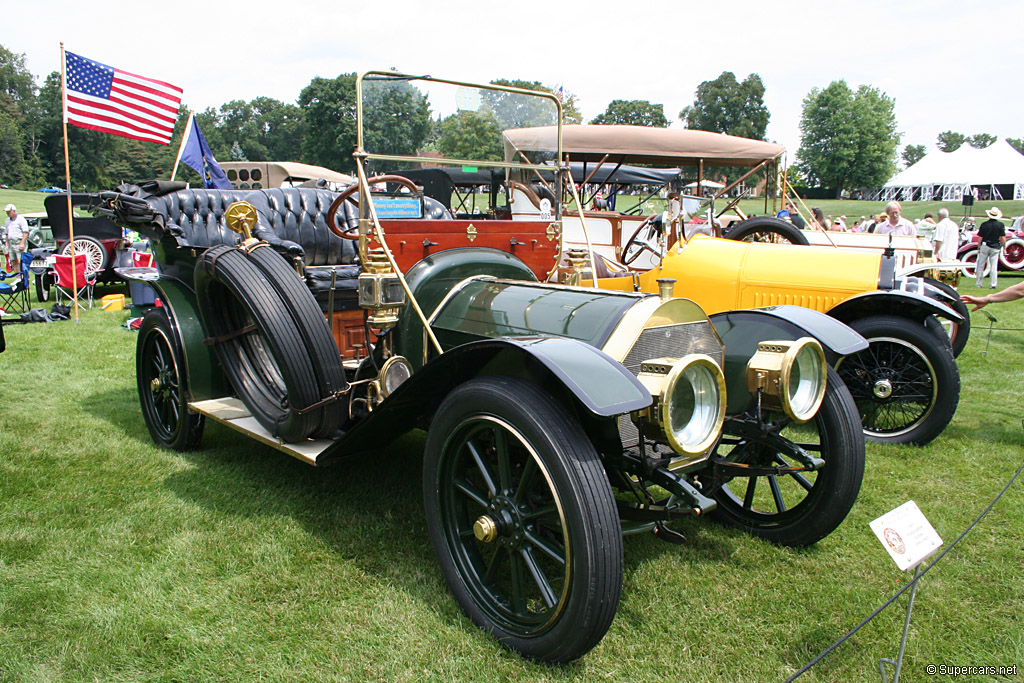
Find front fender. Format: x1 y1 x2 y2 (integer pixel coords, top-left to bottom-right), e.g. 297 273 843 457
326 337 651 459
828 289 964 325
139 274 230 401
710 306 867 414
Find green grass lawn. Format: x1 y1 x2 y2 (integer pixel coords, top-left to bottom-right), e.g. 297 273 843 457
2 265 1023 681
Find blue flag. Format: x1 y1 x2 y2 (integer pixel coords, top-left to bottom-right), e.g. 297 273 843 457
180 114 232 189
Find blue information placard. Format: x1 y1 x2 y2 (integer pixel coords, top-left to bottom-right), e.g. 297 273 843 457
372 196 423 219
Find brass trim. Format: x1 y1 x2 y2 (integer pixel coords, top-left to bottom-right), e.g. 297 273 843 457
642 354 727 456
745 337 827 423
473 516 498 543
225 201 258 239
601 297 721 363
466 224 477 242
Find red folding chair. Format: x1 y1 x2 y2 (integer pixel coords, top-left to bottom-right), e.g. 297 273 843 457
51 253 97 309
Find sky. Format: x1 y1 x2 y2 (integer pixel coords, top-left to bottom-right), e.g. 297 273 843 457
4 0 1023 166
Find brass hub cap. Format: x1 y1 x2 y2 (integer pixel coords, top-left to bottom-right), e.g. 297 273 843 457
150 377 163 393
473 516 498 543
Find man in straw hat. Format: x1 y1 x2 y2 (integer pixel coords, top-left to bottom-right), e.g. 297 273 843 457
975 206 1007 289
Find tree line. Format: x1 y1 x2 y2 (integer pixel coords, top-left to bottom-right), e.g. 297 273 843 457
4 43 1008 198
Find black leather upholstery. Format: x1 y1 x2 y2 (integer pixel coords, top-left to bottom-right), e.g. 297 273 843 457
245 188 359 266
148 189 250 249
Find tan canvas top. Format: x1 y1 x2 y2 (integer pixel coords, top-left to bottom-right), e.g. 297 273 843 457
503 124 785 167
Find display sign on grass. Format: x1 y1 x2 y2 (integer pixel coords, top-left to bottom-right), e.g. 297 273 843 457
869 500 943 572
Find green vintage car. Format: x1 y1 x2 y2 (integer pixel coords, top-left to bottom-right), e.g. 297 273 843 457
106 73 867 663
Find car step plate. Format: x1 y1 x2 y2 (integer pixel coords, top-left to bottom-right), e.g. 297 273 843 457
189 397 334 465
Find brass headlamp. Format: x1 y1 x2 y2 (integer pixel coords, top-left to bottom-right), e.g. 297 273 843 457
745 337 827 423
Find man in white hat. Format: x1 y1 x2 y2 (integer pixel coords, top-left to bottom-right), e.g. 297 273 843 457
3 204 28 275
975 207 1007 288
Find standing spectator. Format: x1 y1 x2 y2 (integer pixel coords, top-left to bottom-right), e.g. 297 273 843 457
932 208 959 262
3 204 28 275
916 212 937 240
874 201 916 236
975 207 1007 288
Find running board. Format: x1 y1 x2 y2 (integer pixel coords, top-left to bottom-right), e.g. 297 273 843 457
189 397 335 465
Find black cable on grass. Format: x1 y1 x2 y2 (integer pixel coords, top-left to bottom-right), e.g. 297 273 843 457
783 456 1024 683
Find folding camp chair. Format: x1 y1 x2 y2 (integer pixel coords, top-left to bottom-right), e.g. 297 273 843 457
0 271 28 315
50 253 97 309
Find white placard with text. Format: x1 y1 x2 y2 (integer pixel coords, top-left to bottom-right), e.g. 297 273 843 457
869 501 943 572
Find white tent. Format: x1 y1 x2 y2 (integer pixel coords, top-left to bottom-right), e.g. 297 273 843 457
880 139 1024 201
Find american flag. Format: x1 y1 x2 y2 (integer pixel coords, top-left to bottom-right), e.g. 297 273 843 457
64 51 182 145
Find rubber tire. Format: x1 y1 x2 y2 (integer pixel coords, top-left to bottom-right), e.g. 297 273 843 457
60 235 108 274
959 247 980 278
244 245 347 432
836 315 960 446
424 376 623 664
35 273 50 302
724 216 810 245
137 308 206 450
923 277 969 358
194 245 331 442
708 366 864 547
1001 238 1024 270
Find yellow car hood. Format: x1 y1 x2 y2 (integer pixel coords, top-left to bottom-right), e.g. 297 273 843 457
633 235 883 315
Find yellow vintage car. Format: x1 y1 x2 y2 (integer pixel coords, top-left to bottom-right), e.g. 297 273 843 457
503 124 963 447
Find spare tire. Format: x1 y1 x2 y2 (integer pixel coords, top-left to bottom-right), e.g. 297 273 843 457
195 245 343 442
245 244 348 432
724 216 810 245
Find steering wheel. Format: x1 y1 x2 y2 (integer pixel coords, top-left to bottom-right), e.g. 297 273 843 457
326 174 421 240
622 214 665 265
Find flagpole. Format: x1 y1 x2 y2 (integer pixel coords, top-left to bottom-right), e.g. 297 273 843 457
60 42 80 323
170 111 194 181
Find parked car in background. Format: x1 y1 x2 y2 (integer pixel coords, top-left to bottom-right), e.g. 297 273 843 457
29 193 126 301
23 212 56 249
37 186 62 193
503 124 964 447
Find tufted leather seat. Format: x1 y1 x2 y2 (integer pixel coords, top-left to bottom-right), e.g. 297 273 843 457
148 189 251 249
243 188 359 266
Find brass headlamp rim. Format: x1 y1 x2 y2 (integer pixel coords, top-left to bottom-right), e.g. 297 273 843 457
746 337 827 424
660 354 727 456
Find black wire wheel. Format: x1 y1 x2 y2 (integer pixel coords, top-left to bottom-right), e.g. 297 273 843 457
136 308 205 450
423 376 622 663
724 216 810 245
195 245 335 442
835 315 960 446
707 367 864 547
